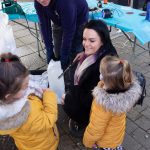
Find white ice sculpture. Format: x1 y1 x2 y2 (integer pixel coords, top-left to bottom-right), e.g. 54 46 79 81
0 12 16 54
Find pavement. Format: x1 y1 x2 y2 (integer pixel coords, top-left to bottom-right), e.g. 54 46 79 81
0 13 150 150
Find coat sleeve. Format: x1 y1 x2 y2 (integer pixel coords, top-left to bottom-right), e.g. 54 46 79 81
26 90 58 133
63 86 81 117
83 100 111 148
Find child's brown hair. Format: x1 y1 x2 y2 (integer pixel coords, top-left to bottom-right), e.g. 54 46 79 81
0 53 29 102
100 56 133 91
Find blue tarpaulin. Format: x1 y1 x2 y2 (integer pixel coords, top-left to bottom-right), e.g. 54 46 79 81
87 0 150 45
1 1 150 44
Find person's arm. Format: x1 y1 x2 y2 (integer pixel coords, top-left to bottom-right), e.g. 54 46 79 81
42 89 58 127
83 100 111 148
27 89 58 133
57 0 77 69
34 1 54 62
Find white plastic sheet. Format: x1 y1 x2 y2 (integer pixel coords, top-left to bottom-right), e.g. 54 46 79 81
47 60 65 104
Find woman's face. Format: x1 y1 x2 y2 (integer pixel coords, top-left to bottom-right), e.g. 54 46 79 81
83 28 103 56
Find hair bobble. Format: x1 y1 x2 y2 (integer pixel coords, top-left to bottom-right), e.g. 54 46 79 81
0 58 11 62
120 60 124 64
4 58 11 62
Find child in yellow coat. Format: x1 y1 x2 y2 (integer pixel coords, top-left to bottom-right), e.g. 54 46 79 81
0 53 59 150
83 55 142 150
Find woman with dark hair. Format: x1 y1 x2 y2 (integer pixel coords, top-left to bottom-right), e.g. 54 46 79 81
63 20 117 137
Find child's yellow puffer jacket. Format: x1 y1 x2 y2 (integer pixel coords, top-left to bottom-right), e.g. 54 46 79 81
0 90 59 150
83 80 142 149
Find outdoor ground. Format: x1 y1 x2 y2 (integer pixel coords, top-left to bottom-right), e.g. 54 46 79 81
0 6 150 150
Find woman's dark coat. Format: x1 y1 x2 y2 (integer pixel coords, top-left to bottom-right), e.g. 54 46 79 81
63 46 117 126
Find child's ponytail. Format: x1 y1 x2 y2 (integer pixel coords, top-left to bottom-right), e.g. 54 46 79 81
0 52 20 62
122 59 133 89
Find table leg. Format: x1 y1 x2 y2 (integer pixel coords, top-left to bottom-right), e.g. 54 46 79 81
148 42 150 65
35 23 41 57
132 36 137 54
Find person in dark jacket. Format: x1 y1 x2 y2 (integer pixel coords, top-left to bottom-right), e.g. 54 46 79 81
63 20 118 137
34 0 89 70
143 0 150 11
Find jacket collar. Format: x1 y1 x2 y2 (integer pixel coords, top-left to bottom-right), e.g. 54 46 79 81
93 79 142 113
0 97 28 120
0 101 30 130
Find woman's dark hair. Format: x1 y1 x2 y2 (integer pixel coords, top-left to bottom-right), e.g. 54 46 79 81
0 53 29 101
83 20 116 53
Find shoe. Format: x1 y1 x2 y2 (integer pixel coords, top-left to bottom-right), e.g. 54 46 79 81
68 119 85 138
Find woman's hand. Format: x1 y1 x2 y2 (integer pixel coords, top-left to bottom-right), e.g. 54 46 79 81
73 51 84 62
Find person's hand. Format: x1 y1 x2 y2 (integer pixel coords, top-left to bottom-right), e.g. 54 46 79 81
73 51 84 62
43 88 52 93
98 80 104 88
61 93 66 105
35 87 43 95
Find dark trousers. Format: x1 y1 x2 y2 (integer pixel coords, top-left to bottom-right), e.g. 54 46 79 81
34 1 84 69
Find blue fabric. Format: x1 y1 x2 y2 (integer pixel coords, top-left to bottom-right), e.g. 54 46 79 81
1 1 150 45
2 2 39 22
34 1 54 64
87 0 150 45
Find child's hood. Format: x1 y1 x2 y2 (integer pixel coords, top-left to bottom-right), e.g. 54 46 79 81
0 97 30 131
0 77 44 133
93 79 142 113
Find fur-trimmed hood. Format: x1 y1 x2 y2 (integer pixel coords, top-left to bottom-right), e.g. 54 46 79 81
0 78 44 130
0 98 30 130
93 80 142 113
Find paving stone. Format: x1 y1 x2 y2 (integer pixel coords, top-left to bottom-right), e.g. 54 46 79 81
138 146 148 150
127 109 142 121
145 71 150 79
141 107 150 119
123 133 141 150
146 86 150 96
19 34 37 45
148 129 150 134
143 96 150 107
14 29 30 39
135 116 150 130
15 45 35 57
145 78 150 87
133 128 150 149
20 53 46 70
11 23 26 32
133 103 148 113
15 39 26 47
126 118 138 134
58 135 80 150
